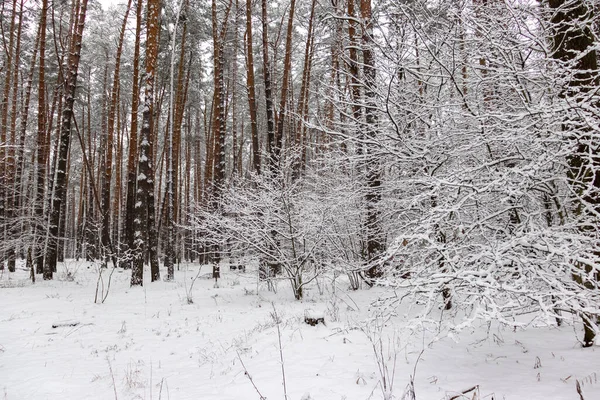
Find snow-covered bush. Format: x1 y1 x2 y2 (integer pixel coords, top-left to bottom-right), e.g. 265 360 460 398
190 166 333 300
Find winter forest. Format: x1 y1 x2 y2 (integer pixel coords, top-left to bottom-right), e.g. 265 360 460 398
1 0 600 398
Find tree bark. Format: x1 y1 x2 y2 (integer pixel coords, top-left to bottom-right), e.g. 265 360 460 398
273 0 297 174
261 0 276 174
245 0 260 175
165 0 187 281
5 0 24 272
360 0 384 281
45 0 89 279
102 0 132 268
132 0 161 285
0 0 18 269
124 0 143 269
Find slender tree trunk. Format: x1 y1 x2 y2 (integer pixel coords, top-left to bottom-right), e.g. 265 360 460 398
347 0 362 137
360 0 384 281
172 21 190 265
102 0 132 268
15 17 41 264
45 0 89 279
165 0 186 281
35 0 49 275
261 0 276 174
245 0 260 175
295 0 316 175
231 0 240 177
273 0 296 174
124 0 143 269
5 0 24 272
0 0 18 268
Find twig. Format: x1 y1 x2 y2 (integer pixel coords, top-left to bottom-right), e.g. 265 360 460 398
159 378 164 400
102 266 118 303
236 350 266 400
185 264 203 304
449 386 479 400
106 357 118 400
576 379 585 400
52 321 80 329
272 303 289 400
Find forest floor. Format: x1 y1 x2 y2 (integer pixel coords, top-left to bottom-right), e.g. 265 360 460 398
1 260 598 400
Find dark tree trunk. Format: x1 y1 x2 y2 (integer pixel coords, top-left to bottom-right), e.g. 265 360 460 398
102 0 132 268
132 0 161 285
273 0 296 173
547 0 600 348
45 0 89 279
245 0 260 175
360 0 384 281
261 0 276 174
124 0 143 269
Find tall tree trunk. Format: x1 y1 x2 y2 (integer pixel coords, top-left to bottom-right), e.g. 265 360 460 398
547 0 600 347
165 0 186 281
35 0 49 275
207 0 232 276
347 0 362 140
15 17 41 261
45 0 89 279
231 0 240 177
132 0 161 285
295 0 316 175
0 0 18 268
245 0 260 175
261 0 276 174
124 0 143 269
172 20 190 265
102 0 132 268
360 0 384 281
273 0 296 174
5 0 24 272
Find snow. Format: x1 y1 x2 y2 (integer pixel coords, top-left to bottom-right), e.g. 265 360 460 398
1 260 598 400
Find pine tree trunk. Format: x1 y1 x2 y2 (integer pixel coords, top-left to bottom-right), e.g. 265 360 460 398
132 0 161 285
172 18 190 265
6 0 24 272
295 0 316 175
124 0 143 269
347 0 362 137
360 0 384 281
0 0 18 269
35 0 49 275
273 0 296 174
261 0 276 174
165 0 186 281
245 0 260 175
102 0 132 268
16 16 41 240
45 0 89 279
231 0 239 177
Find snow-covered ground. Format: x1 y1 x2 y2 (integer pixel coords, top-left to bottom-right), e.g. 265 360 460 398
1 260 598 400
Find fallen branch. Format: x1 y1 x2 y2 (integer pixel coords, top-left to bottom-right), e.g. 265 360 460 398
236 350 266 400
52 321 80 328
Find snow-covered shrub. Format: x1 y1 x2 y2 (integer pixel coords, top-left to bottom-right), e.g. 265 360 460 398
189 166 332 300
